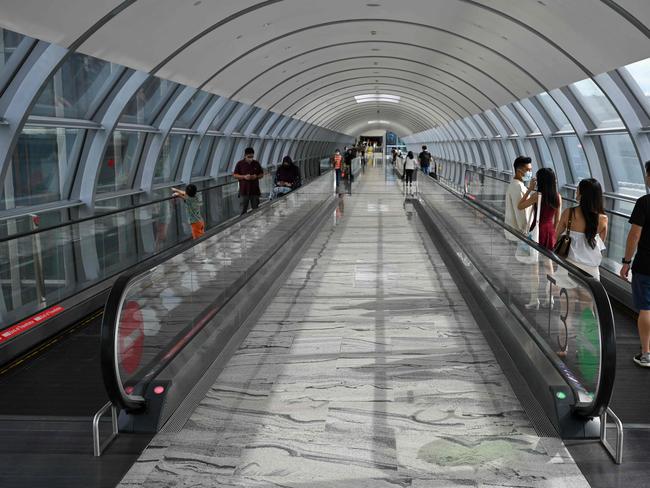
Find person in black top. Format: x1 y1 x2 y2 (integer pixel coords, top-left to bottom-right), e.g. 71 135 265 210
233 147 264 215
418 145 432 176
621 160 650 367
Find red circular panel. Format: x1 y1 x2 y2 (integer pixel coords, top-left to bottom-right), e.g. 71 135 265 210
119 301 144 375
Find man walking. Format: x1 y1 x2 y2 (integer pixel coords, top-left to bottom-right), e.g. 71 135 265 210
418 145 432 176
233 147 264 215
620 161 650 367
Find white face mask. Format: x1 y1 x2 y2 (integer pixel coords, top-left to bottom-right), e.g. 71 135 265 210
522 170 533 183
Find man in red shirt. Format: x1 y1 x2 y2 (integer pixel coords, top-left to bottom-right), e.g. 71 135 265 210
233 147 264 215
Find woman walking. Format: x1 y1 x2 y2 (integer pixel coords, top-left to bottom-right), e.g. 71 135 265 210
403 151 417 192
555 178 608 279
518 167 562 251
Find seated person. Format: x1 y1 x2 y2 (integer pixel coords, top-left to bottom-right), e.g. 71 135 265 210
271 156 299 199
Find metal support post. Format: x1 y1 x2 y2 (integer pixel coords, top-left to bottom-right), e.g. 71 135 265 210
600 407 623 464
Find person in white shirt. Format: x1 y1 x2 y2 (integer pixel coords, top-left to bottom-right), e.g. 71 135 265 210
505 156 540 309
505 156 534 241
403 151 418 188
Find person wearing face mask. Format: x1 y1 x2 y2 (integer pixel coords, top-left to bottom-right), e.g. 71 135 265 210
505 156 535 241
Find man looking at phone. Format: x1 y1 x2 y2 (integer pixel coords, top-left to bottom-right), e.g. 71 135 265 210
233 147 264 215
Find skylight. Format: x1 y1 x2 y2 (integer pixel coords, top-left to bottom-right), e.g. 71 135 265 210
355 94 400 103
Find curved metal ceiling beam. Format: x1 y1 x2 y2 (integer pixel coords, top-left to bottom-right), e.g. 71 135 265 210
256 55 502 112
281 75 472 121
304 98 443 134
317 103 431 133
228 38 539 101
149 1 285 74
300 87 452 128
600 0 650 39
328 108 429 134
457 0 592 76
68 0 138 50
275 66 487 118
292 81 467 123
242 53 518 109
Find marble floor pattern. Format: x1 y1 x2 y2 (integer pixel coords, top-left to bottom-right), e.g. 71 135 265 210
119 165 591 488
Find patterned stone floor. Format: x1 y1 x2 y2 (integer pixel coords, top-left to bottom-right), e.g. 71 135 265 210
119 163 591 487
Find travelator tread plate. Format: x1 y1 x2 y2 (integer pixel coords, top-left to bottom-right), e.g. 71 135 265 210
0 314 106 417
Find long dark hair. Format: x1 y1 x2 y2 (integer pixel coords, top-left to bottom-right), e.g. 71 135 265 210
536 167 559 209
407 150 414 159
577 178 604 249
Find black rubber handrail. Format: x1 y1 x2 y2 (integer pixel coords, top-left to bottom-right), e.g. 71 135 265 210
464 169 632 220
429 173 616 419
101 169 333 412
0 157 322 244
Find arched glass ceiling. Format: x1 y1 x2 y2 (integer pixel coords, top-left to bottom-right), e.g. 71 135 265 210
1 0 650 134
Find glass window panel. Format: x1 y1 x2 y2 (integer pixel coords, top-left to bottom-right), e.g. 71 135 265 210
601 134 645 198
571 79 623 129
562 136 591 183
537 92 573 131
174 91 211 128
97 131 144 194
191 136 215 177
213 137 235 174
623 58 650 110
1 28 26 66
121 77 177 125
153 134 188 184
513 101 539 132
3 128 83 208
209 99 237 131
536 138 554 168
32 53 119 119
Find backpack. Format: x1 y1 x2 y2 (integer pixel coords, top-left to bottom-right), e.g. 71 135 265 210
420 151 432 165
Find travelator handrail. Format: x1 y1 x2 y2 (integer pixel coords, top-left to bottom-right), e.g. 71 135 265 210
463 168 633 221
0 157 321 244
429 172 616 419
99 169 333 412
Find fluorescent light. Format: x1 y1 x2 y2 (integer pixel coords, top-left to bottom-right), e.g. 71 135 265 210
368 120 389 124
355 94 400 104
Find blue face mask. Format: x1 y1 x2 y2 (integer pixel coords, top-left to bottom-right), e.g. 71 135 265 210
522 170 533 183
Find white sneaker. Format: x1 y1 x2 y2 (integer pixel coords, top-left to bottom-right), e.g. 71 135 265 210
633 353 650 368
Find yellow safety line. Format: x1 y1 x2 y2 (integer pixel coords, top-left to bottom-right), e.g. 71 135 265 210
0 309 104 377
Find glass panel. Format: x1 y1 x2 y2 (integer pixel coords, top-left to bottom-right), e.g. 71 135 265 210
32 53 119 119
536 138 554 168
121 77 177 125
537 92 573 131
174 91 211 128
513 101 539 132
97 131 144 194
421 174 607 404
601 134 644 198
623 58 650 110
0 28 26 66
191 136 215 177
153 134 189 184
210 100 238 131
562 136 591 183
3 128 83 208
571 79 623 129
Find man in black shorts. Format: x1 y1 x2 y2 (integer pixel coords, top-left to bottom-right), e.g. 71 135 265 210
621 160 650 367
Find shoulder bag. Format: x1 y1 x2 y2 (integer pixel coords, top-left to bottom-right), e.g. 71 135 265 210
554 208 573 258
